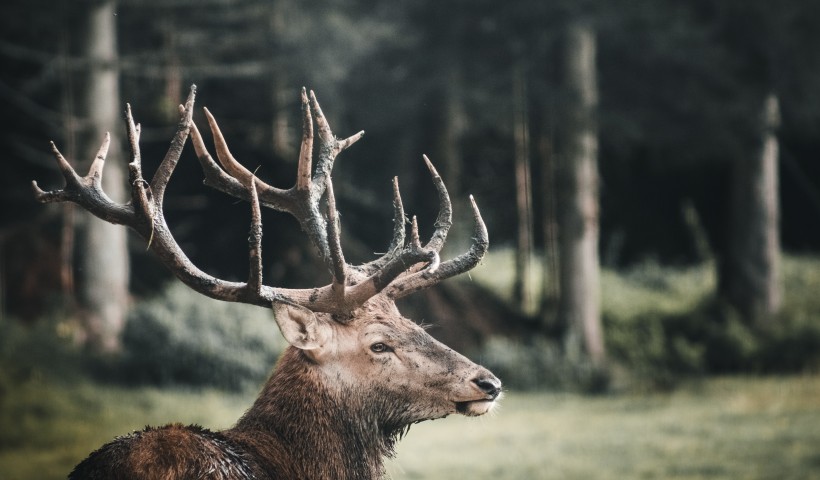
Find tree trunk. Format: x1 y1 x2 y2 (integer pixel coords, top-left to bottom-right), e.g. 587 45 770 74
720 93 782 324
75 0 129 353
512 62 535 314
539 126 559 325
434 64 469 251
161 20 182 121
555 21 605 366
269 0 293 160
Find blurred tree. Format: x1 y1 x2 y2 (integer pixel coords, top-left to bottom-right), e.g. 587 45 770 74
555 20 605 366
695 0 820 324
512 60 535 314
72 0 129 353
268 0 293 159
723 93 782 324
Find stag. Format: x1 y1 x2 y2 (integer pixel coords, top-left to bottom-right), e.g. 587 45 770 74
32 86 501 480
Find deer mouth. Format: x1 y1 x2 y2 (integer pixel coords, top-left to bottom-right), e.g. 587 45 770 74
455 397 499 417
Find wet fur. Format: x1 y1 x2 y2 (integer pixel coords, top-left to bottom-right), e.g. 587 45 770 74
72 349 416 480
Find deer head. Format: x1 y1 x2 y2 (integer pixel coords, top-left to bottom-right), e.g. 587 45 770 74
35 86 500 479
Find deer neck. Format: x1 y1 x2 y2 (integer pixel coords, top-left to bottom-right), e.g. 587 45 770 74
227 348 396 480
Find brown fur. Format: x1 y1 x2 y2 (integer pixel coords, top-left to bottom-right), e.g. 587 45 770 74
70 424 259 479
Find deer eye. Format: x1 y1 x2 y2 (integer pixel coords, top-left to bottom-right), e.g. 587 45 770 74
370 342 392 353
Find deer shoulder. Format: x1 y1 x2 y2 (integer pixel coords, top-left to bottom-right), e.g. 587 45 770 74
71 424 267 479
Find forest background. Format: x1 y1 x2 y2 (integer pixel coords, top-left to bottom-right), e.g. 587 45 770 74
2 0 820 477
2 0 820 469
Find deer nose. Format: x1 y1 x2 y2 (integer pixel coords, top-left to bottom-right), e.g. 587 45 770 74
472 375 502 399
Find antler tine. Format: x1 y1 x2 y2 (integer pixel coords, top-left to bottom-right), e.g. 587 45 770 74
31 141 85 203
388 177 408 253
296 87 314 191
199 107 294 212
359 177 409 276
247 175 264 296
421 155 452 253
125 104 155 224
87 132 111 183
189 117 253 206
189 112 300 215
338 130 366 153
325 179 347 298
203 107 255 185
385 195 488 299
307 90 365 189
150 86 196 206
32 136 134 225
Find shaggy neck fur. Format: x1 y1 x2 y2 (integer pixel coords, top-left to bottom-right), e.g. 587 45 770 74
225 347 408 480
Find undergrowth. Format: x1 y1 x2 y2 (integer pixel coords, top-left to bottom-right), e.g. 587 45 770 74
1 255 819 394
0 282 285 393
472 252 820 390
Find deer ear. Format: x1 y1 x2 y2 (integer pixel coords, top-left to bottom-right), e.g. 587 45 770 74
272 302 331 350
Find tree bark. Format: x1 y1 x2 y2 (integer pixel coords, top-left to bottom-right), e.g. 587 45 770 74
75 0 129 353
555 21 605 366
512 62 535 314
720 93 782 324
539 127 559 325
269 0 293 160
161 19 183 121
434 63 469 251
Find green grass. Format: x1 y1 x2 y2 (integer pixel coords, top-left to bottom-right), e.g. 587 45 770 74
2 376 819 479
0 379 249 480
386 376 820 480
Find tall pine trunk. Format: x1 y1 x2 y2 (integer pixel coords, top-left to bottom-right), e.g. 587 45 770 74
512 61 535 314
269 0 293 160
720 93 782 325
539 126 559 326
433 64 469 251
75 0 129 353
555 21 605 366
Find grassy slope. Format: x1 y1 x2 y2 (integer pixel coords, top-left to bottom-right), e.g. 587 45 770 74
1 376 819 480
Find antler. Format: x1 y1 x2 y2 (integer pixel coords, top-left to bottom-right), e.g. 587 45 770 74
33 85 488 317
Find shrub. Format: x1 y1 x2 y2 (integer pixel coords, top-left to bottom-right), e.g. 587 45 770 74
606 297 820 388
477 336 609 393
118 283 286 390
0 312 85 391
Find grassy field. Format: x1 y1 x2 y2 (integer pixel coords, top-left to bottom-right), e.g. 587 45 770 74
386 376 820 480
1 376 818 480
